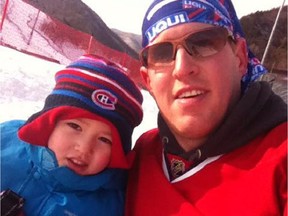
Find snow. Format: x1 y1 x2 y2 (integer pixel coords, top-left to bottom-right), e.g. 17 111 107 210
0 46 158 145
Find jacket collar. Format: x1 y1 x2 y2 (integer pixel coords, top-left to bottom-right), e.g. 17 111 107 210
29 146 126 192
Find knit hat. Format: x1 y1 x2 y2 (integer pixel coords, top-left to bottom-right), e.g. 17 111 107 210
18 54 143 169
141 0 267 92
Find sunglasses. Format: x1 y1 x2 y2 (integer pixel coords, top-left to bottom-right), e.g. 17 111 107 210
140 27 234 68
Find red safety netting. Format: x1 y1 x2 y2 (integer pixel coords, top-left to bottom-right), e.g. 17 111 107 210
0 0 143 85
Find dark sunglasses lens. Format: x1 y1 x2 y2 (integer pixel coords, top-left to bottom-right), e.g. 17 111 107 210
146 42 174 66
140 49 149 66
141 27 229 67
185 28 228 57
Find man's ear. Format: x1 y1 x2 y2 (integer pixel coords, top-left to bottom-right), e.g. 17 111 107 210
234 38 249 76
140 66 153 93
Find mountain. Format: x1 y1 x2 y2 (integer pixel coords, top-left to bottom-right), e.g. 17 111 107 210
25 0 139 60
240 6 287 73
111 29 142 54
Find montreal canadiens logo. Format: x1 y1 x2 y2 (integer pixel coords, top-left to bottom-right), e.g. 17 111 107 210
92 89 117 110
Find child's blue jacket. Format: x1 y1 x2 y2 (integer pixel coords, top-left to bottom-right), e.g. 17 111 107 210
1 120 126 216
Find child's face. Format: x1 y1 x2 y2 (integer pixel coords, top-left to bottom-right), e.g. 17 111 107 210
48 118 112 176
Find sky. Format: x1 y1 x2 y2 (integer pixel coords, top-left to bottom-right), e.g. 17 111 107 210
82 0 286 34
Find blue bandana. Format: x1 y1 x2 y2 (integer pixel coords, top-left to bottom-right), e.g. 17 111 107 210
142 0 267 92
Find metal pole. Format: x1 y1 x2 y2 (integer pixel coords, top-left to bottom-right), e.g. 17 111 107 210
27 10 40 45
261 0 286 65
0 0 10 31
87 35 93 53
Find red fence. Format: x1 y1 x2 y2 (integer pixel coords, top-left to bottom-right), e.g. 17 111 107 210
0 0 143 85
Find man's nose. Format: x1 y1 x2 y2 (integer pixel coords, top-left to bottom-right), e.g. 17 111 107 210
172 46 198 79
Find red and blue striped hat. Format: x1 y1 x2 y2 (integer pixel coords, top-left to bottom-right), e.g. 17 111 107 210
18 54 143 169
141 0 267 92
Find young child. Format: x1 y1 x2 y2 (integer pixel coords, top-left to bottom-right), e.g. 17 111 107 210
0 54 143 216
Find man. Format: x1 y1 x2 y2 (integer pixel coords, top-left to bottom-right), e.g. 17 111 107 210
126 0 287 215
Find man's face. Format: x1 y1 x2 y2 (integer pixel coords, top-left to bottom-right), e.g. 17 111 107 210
48 118 112 176
141 23 247 150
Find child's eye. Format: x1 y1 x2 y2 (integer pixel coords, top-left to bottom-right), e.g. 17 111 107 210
99 137 112 145
67 122 81 131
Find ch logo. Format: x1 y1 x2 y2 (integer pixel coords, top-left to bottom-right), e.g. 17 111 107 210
92 89 117 110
